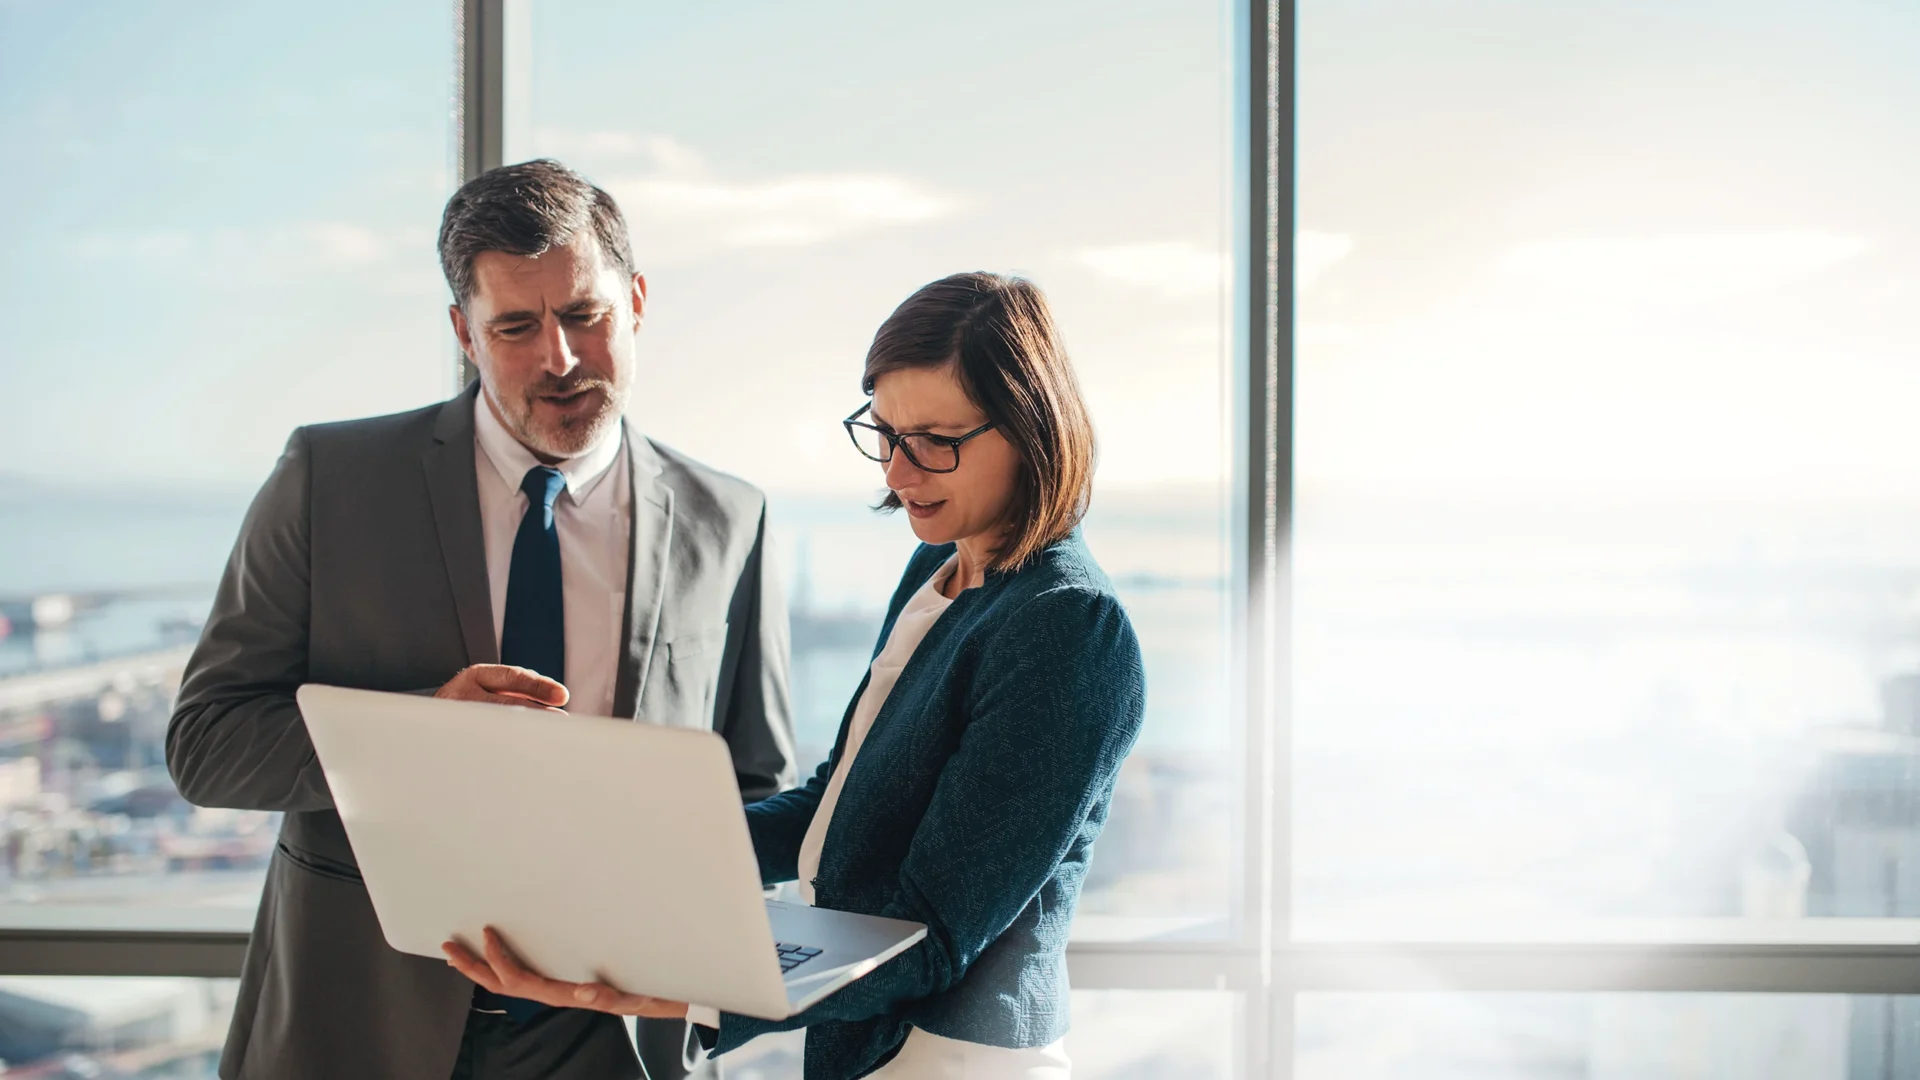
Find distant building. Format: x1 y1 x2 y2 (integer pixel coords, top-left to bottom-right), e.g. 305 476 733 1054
0 976 224 1070
1785 671 1920 1080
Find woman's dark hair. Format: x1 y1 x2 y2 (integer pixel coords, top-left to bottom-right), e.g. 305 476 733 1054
863 272 1095 573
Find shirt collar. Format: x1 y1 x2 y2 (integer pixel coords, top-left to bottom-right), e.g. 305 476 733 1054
910 554 960 610
473 389 625 507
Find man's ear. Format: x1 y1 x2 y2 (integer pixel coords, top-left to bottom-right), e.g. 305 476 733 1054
449 303 476 359
630 274 648 329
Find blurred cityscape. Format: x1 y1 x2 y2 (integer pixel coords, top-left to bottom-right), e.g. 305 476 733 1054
0 977 228 1078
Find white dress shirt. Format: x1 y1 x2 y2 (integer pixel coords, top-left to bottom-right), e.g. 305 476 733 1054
472 392 631 719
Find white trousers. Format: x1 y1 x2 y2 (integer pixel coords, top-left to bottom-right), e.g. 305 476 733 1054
864 1026 1071 1079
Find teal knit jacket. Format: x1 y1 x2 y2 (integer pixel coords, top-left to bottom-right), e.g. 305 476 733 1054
698 531 1146 1078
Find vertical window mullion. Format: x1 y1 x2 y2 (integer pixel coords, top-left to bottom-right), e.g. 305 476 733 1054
1236 0 1295 1075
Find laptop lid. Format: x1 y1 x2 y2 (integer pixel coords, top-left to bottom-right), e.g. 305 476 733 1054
295 684 794 1019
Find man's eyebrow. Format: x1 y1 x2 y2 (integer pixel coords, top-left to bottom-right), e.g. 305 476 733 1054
485 308 543 326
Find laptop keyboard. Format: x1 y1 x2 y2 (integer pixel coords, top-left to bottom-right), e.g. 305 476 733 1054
775 941 825 974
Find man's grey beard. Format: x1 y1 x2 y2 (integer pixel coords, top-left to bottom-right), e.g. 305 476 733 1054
504 381 627 460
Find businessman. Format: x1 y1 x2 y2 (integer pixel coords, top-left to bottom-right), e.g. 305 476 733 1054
167 159 796 1080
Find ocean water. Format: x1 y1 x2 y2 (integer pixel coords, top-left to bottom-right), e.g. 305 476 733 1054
0 483 252 596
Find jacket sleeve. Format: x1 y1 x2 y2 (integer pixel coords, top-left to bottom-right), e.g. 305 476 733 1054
742 755 832 886
703 586 1147 1054
715 501 798 804
165 428 333 812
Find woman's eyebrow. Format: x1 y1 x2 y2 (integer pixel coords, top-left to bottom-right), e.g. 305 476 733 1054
870 409 975 432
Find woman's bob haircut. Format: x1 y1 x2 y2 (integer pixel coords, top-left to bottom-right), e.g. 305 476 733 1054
863 272 1096 574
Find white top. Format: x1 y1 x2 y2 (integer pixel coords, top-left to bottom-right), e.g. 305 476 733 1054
794 554 1070 1078
795 555 959 899
472 392 631 719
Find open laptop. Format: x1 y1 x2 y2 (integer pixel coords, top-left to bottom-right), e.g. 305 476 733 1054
295 684 925 1021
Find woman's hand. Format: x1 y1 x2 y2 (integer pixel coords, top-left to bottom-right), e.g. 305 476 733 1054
442 926 688 1020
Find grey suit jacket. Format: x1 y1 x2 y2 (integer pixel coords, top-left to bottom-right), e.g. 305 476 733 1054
167 386 797 1080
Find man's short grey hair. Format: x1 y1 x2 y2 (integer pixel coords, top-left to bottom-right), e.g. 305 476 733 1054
436 159 637 308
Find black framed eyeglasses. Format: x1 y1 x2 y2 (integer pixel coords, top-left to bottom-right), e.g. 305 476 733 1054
842 402 994 474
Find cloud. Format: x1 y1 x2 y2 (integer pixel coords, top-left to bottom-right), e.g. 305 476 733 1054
77 222 413 267
535 130 705 173
547 133 961 261
620 173 958 249
1497 231 1871 305
72 222 434 292
1075 241 1224 298
1296 230 1354 293
1298 321 1359 347
297 223 392 265
1074 231 1354 299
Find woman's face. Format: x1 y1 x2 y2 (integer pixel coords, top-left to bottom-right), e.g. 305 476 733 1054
869 364 1021 551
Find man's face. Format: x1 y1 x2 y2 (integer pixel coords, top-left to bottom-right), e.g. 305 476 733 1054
450 235 645 462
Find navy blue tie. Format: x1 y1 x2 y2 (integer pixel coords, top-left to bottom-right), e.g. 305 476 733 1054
476 465 567 1022
500 466 567 683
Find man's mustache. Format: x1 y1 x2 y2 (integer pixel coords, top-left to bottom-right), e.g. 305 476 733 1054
526 375 614 397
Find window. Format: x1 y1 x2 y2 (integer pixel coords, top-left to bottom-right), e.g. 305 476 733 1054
0 0 454 914
525 0 1240 941
1294 0 1920 938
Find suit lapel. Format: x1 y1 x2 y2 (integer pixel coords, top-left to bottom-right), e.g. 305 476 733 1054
612 427 673 718
422 385 498 666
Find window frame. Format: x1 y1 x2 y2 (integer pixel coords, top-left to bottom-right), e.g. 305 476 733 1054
5 3 1920 1078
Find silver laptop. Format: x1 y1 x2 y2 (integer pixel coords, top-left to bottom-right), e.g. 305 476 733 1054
295 684 925 1021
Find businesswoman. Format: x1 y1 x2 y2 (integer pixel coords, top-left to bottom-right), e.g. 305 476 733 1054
448 272 1146 1079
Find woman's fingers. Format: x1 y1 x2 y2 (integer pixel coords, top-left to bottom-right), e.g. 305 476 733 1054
481 928 579 1006
571 982 637 1009
442 927 690 1018
441 938 503 994
441 928 571 1008
569 983 686 1017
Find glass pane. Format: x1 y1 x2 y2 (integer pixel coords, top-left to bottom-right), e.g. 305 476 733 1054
0 977 235 1077
1295 0 1920 935
725 990 1238 1079
530 1 1237 939
0 1 454 911
1298 992 1920 1079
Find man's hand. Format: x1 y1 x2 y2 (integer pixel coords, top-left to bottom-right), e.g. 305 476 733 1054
434 665 569 710
443 927 689 1020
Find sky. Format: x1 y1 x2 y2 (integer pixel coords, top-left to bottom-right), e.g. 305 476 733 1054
1296 0 1920 505
0 0 457 489
524 0 1234 495
6 1 1908 503
0 0 1233 497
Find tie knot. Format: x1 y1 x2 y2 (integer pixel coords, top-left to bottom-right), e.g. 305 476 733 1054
520 466 566 510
